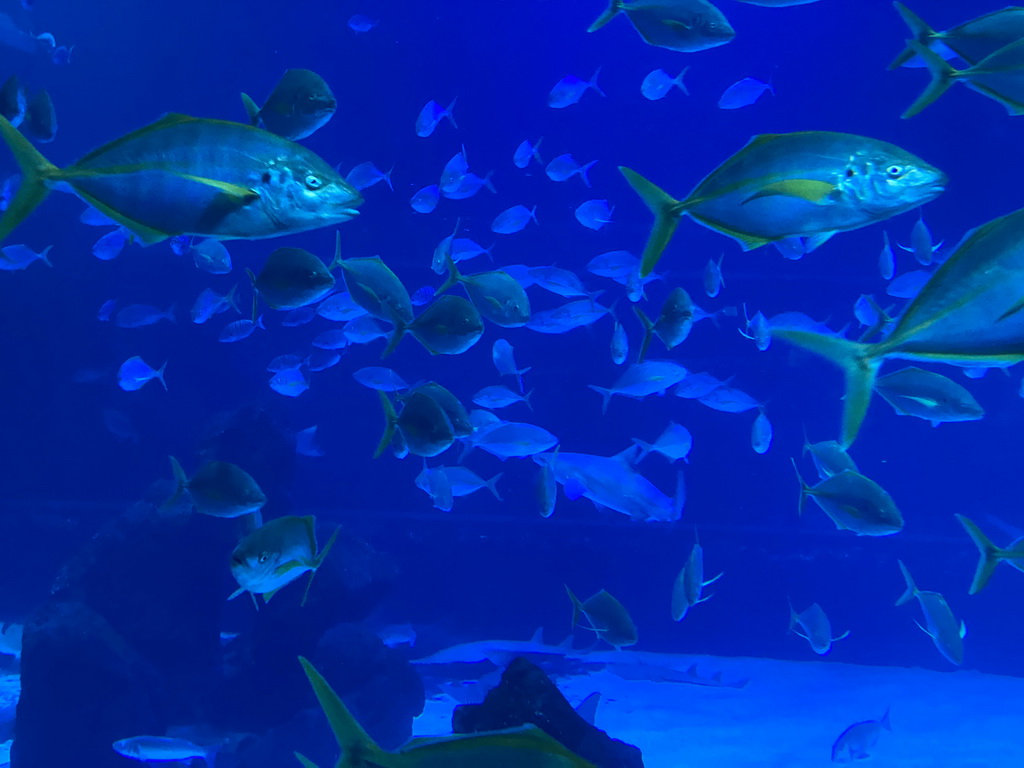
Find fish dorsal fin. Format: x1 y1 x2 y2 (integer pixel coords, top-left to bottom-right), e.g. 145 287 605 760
912 618 934 638
833 629 851 643
529 626 545 645
742 179 836 206
959 620 967 639
75 113 201 166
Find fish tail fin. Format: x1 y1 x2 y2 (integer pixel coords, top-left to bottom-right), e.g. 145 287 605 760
589 66 607 97
0 114 58 243
587 0 621 32
445 97 458 129
895 559 918 606
565 584 584 629
522 388 534 412
435 254 461 295
485 472 504 501
374 391 398 458
771 329 878 447
675 66 690 96
240 92 261 125
167 455 187 505
618 166 682 277
889 2 936 70
294 753 320 768
630 438 653 464
587 385 614 415
298 657 390 768
633 305 654 364
786 596 799 633
154 361 168 391
902 40 959 119
37 245 53 267
955 514 1006 595
880 706 892 732
225 283 241 315
380 318 407 359
301 526 341 607
790 458 811 516
579 160 597 188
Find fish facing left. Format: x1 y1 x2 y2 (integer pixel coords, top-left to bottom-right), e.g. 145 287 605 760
0 111 363 245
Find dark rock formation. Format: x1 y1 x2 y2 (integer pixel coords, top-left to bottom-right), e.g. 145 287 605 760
452 657 645 768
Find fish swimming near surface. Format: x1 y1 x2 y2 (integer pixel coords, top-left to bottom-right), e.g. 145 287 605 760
240 68 337 140
229 515 339 606
619 131 946 276
297 655 597 767
774 206 1024 446
0 112 362 245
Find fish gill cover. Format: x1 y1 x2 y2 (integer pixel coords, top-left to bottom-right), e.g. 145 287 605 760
1 0 1024 766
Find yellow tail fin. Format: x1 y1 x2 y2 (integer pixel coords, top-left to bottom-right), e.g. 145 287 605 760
0 114 58 243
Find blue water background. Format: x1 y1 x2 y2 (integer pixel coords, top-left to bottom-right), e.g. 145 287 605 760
0 0 1021 681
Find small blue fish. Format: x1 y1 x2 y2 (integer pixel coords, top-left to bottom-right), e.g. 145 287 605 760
528 266 592 298
879 231 895 280
475 422 558 459
589 361 689 414
610 320 628 365
1 175 20 211
312 328 350 350
191 286 239 324
491 204 538 234
0 243 51 270
898 216 943 266
51 45 73 66
698 385 761 413
306 349 342 371
117 356 167 392
703 255 725 298
295 425 324 457
343 315 388 345
353 366 409 392
548 68 605 108
641 68 689 101
218 316 264 342
191 237 232 274
527 299 611 334
347 14 378 33
674 371 725 399
718 77 774 109
473 385 532 410
415 98 457 137
411 285 435 306
345 161 394 191
739 309 771 351
267 353 305 372
545 153 596 186
410 184 440 213
443 171 495 200
492 339 530 393
317 292 367 322
575 199 613 230
79 205 116 227
97 299 116 322
633 422 693 464
281 305 318 327
831 708 891 763
115 303 174 328
513 137 543 169
887 269 932 299
751 409 773 454
92 228 128 261
439 150 469 192
269 368 309 398
168 234 192 257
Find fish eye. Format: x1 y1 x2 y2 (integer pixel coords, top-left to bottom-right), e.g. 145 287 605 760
886 165 904 178
304 174 323 190
258 551 270 564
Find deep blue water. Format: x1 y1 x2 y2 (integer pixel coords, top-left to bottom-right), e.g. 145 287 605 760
1 0 1023 763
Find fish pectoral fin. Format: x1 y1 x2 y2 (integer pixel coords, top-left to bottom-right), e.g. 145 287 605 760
802 231 836 253
294 752 321 768
661 19 692 30
227 586 247 601
912 618 934 638
177 174 260 205
902 395 939 407
273 560 306 577
71 188 173 245
996 296 1024 323
742 179 836 205
833 629 851 642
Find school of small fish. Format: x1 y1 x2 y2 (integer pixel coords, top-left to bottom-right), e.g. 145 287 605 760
4 1 1024 764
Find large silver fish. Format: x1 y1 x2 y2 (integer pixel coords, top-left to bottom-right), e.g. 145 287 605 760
774 206 1024 446
620 131 946 276
588 0 735 53
0 112 362 244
